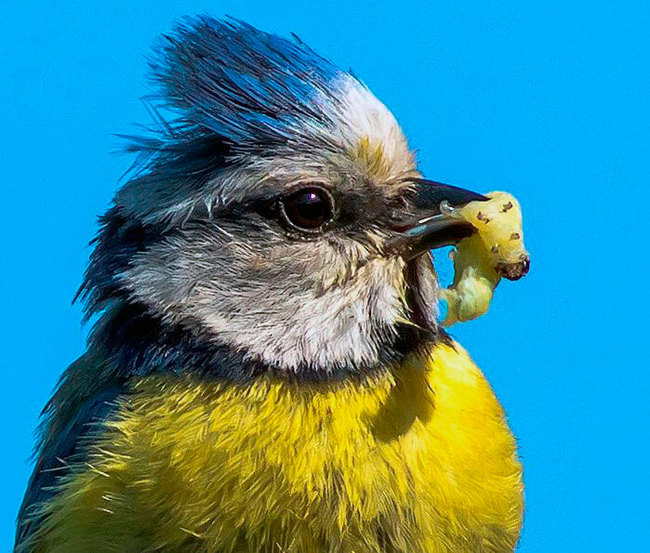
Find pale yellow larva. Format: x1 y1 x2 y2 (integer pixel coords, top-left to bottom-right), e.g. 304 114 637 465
440 192 530 326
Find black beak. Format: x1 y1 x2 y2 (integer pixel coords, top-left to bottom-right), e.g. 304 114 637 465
386 179 488 261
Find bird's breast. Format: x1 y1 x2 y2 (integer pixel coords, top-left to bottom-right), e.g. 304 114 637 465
35 342 523 553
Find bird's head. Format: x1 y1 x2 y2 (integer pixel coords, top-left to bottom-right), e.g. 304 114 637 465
81 17 484 378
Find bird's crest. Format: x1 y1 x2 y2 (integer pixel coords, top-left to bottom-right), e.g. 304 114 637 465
150 16 348 149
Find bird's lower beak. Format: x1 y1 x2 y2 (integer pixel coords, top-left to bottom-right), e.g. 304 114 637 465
386 179 488 261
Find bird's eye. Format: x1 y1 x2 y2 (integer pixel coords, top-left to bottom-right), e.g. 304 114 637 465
279 187 335 232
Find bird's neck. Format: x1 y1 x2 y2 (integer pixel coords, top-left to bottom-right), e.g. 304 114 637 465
88 300 442 383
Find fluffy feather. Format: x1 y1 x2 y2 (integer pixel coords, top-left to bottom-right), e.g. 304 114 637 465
19 343 522 553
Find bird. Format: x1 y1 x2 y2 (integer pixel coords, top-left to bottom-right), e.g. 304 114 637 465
15 16 524 553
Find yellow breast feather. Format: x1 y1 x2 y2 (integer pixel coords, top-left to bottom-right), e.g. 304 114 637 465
27 342 523 553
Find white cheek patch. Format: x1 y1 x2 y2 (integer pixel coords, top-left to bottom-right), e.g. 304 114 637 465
196 257 408 372
118 228 412 373
122 244 410 373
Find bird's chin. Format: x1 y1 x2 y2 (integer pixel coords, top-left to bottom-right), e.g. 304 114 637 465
404 252 440 334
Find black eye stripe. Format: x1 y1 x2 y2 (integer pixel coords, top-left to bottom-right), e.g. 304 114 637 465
208 183 393 235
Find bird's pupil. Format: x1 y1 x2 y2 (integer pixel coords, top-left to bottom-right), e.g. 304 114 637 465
283 188 332 230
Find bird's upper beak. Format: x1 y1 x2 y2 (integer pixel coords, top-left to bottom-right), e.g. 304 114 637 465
386 179 488 261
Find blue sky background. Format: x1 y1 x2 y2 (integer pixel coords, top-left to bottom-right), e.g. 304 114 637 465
1 1 648 551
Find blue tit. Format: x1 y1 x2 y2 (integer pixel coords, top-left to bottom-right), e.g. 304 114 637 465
16 16 528 553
